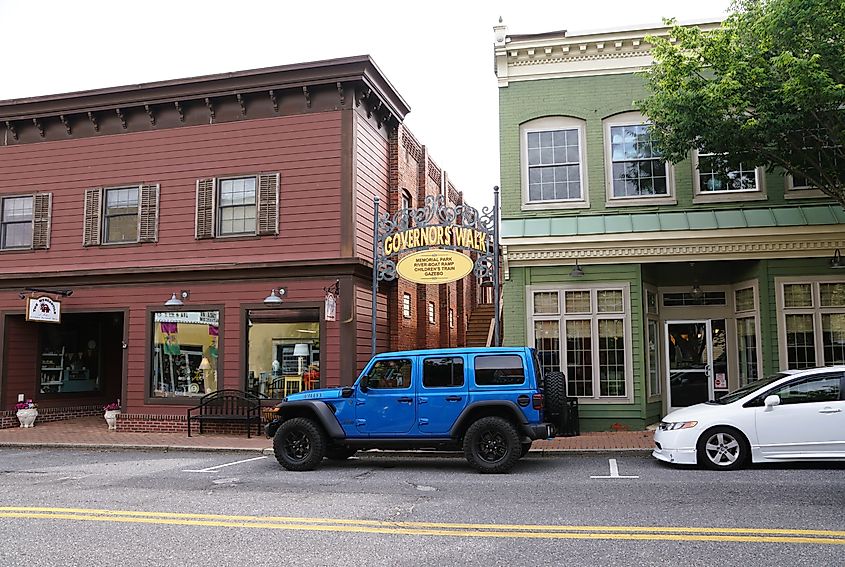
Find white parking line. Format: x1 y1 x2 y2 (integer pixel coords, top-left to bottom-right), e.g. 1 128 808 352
590 458 639 479
182 455 268 473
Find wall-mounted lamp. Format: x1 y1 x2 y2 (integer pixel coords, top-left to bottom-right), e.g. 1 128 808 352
830 249 845 269
164 290 190 307
690 283 704 299
569 259 585 278
263 287 287 306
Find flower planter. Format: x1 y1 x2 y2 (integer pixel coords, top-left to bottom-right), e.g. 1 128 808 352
16 408 38 428
104 409 120 430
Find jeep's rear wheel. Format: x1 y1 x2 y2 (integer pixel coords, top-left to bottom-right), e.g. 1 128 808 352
544 371 567 421
273 417 326 471
463 416 521 474
325 447 357 461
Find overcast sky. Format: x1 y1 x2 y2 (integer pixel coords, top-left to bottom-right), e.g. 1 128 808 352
0 0 732 208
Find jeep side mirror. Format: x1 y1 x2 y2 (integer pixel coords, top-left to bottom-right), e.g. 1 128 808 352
763 394 780 408
359 380 369 393
341 387 354 398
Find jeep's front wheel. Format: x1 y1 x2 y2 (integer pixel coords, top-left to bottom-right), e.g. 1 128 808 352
463 416 521 474
273 417 326 471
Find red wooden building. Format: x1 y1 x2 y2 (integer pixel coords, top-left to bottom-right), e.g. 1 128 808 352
0 56 483 431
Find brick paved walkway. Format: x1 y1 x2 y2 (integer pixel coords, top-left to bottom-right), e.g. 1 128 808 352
0 417 654 453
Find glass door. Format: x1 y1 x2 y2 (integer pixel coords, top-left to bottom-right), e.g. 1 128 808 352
665 320 713 411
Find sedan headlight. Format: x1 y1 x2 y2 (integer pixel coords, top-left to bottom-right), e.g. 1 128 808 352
659 421 698 431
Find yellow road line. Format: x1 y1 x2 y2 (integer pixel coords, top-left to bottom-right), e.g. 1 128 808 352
0 512 841 545
0 506 843 538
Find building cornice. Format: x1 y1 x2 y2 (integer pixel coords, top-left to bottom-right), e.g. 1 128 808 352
1 56 408 145
502 225 844 273
493 20 721 86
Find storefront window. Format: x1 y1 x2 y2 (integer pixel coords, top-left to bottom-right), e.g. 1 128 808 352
780 280 845 368
39 314 107 394
151 311 220 398
246 310 320 399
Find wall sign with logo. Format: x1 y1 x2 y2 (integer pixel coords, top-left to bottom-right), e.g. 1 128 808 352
26 296 62 323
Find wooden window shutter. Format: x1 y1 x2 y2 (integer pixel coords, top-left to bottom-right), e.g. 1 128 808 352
195 178 216 239
256 173 279 236
32 193 52 250
83 188 103 247
138 184 160 243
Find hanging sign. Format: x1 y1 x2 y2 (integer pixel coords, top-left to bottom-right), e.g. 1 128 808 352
375 195 496 285
324 292 337 322
26 296 62 323
396 249 474 285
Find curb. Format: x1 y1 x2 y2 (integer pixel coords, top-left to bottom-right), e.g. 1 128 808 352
0 442 268 454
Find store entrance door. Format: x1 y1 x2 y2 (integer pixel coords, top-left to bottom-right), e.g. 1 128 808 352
665 320 714 412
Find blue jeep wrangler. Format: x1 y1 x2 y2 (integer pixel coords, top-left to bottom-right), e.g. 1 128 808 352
265 347 567 473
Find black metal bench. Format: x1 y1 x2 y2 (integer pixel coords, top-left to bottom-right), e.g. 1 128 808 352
187 389 262 438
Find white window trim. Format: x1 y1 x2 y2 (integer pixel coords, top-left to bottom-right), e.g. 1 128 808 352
520 116 589 211
402 293 412 319
644 283 661 401
0 193 35 251
603 111 676 207
526 283 634 404
784 174 828 199
732 279 763 385
692 151 767 204
775 276 845 369
216 175 259 238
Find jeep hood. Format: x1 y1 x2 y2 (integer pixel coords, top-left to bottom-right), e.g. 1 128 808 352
284 387 344 402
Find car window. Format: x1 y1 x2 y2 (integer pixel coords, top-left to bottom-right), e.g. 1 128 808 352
770 373 841 405
423 357 464 388
474 355 525 386
365 358 413 390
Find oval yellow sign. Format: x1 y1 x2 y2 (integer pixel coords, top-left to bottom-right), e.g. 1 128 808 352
396 249 474 285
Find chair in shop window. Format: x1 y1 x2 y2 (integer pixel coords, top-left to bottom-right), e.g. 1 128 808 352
283 375 302 397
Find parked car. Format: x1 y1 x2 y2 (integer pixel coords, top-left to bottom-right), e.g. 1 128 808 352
654 366 845 470
265 347 570 473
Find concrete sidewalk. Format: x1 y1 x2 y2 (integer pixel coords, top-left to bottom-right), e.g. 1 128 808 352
0 416 654 454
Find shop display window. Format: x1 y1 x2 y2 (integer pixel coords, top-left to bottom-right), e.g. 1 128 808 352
151 311 220 398
39 314 104 394
247 311 320 399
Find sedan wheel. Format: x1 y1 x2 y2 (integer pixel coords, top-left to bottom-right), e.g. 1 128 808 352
698 427 748 471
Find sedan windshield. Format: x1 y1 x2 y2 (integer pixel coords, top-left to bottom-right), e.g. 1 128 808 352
712 373 792 404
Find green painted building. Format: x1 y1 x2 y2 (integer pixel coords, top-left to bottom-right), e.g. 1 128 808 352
493 21 845 431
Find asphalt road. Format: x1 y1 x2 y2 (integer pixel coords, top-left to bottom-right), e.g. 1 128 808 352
0 447 842 566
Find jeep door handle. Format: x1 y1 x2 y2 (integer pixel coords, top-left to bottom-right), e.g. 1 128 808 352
397 397 413 404
819 408 842 414
445 396 462 402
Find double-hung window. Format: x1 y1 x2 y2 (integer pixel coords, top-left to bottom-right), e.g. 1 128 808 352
402 293 412 319
778 279 845 369
528 284 632 401
83 185 158 246
694 152 765 203
604 112 674 206
734 283 762 385
521 117 588 209
103 187 140 243
1 196 33 249
194 173 279 239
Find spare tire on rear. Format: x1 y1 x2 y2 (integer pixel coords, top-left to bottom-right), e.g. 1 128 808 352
544 371 567 420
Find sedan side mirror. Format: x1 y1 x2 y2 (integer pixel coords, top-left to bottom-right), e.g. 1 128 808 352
763 394 781 408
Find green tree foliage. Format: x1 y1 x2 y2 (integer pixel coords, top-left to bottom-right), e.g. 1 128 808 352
639 0 845 206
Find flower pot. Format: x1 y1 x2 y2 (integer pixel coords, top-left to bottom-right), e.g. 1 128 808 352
16 408 38 428
104 409 120 430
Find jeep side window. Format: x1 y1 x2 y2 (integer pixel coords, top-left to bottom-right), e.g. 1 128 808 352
474 355 525 386
423 357 464 388
365 358 413 390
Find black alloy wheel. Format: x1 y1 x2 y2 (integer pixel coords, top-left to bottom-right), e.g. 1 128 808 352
463 416 521 474
273 417 326 471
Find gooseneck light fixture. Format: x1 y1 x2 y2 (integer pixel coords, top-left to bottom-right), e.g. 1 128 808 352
263 287 287 306
164 290 190 307
830 249 845 269
569 259 585 278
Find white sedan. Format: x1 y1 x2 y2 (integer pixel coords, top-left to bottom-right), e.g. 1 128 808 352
653 366 845 470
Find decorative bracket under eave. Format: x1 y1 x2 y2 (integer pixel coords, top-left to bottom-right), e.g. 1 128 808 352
302 86 311 108
236 93 246 116
144 104 156 126
115 108 127 129
174 101 184 122
205 97 215 121
337 82 345 106
5 121 17 141
269 90 278 113
87 111 99 131
32 118 45 137
59 115 71 135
